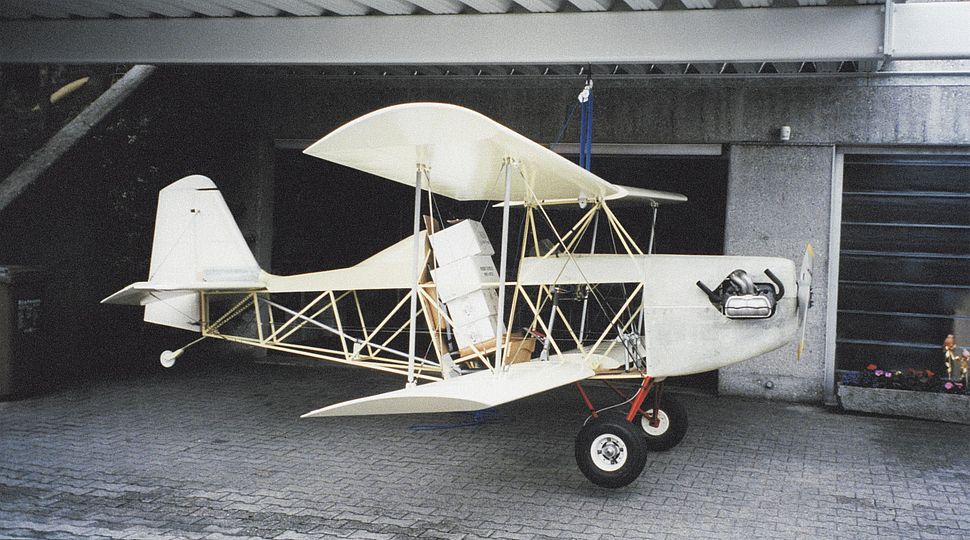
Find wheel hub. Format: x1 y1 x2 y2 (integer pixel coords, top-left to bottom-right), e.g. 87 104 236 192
641 409 670 436
590 433 627 471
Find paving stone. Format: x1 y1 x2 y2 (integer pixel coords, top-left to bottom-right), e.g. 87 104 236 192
2 359 970 538
274 532 320 540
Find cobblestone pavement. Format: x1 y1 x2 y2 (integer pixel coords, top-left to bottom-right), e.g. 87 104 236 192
2 359 970 539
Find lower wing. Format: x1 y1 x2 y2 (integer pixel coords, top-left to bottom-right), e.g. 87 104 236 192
301 358 594 417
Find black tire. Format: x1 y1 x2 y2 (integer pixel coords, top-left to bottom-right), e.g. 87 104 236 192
574 414 648 488
637 391 688 451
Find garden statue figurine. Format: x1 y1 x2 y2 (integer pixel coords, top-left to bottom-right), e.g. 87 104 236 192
944 334 958 380
961 348 970 385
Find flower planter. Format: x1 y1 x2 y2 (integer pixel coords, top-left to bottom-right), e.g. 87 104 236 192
837 384 970 425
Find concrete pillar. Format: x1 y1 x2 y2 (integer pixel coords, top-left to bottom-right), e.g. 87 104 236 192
718 144 834 403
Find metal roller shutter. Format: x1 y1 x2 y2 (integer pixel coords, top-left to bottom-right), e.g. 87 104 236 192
836 154 970 373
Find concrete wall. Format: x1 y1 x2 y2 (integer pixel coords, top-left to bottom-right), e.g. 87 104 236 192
720 144 834 402
253 74 970 146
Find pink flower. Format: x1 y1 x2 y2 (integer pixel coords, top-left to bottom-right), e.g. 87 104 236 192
944 381 954 390
874 370 884 376
884 372 892 378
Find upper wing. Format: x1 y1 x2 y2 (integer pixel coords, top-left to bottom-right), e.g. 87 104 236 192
303 103 626 203
611 185 688 207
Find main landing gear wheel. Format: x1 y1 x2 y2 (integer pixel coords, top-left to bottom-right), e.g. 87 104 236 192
637 392 688 451
575 415 648 488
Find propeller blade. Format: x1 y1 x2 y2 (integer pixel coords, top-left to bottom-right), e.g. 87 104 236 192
796 244 815 361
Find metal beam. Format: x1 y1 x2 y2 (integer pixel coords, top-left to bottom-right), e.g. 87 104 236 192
353 0 416 14
134 0 200 17
210 0 280 16
462 0 513 13
893 3 970 60
511 0 561 11
163 0 236 17
409 0 463 13
618 63 648 74
622 0 662 10
0 65 156 216
301 0 365 15
265 0 328 16
0 4 967 65
77 0 155 18
687 62 723 74
568 0 611 11
38 0 112 18
680 0 715 8
509 64 543 75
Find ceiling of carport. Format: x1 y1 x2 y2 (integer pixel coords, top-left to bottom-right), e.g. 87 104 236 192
0 0 895 18
0 0 968 75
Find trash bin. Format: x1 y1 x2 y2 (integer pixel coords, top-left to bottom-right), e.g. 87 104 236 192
0 266 46 399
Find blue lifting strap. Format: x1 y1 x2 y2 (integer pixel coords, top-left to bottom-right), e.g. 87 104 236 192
578 79 594 171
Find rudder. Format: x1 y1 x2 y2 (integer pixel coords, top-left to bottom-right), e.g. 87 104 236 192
147 175 260 285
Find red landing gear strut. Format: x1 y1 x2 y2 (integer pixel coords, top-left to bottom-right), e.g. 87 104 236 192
573 376 688 488
574 376 662 427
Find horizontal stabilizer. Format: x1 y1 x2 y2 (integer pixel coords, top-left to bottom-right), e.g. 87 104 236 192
101 280 265 306
301 359 595 417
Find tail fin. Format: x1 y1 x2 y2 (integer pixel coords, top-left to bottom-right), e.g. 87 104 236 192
147 175 260 285
103 175 264 331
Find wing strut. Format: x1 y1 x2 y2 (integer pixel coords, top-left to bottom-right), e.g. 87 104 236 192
407 165 426 387
494 158 514 373
578 210 600 342
640 203 659 336
647 204 658 255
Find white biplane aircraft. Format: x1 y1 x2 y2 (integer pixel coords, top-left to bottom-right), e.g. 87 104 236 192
105 103 813 488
